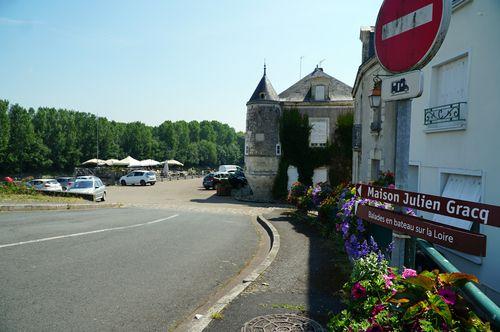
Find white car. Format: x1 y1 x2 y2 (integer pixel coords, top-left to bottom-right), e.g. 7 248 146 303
218 165 243 174
119 170 156 186
27 179 63 192
68 176 107 201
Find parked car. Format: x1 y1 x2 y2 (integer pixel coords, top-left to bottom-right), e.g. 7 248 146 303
218 165 243 174
211 172 229 188
68 176 106 201
119 170 156 186
203 173 215 189
26 179 63 192
228 170 248 188
56 177 76 191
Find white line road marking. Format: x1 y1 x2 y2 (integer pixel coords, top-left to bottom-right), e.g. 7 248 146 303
382 3 433 40
0 214 179 249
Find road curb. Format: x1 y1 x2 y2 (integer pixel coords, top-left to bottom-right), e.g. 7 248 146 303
184 215 280 332
0 203 122 212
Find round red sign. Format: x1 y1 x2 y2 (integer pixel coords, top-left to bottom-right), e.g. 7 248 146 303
375 0 451 73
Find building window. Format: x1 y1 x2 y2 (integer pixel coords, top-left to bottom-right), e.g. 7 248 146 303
245 144 249 155
433 174 481 231
433 172 482 263
370 159 380 181
275 143 281 156
259 92 266 99
314 85 326 101
452 0 471 10
425 54 468 132
309 118 329 147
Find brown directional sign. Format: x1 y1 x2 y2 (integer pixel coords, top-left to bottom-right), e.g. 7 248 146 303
356 184 500 228
356 205 487 256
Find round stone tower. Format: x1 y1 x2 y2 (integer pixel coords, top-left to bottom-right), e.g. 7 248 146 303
245 65 281 202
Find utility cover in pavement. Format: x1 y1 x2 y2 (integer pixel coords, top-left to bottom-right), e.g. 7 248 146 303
241 314 324 332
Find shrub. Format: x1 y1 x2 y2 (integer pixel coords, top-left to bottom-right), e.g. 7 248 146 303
328 253 491 331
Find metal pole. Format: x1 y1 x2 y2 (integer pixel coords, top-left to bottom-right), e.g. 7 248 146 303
391 99 416 269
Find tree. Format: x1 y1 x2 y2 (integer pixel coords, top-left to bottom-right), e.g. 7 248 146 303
188 121 201 143
7 104 51 174
329 112 353 186
0 100 10 171
198 140 217 166
200 120 216 142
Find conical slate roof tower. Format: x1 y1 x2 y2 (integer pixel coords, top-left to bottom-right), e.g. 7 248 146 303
244 65 281 201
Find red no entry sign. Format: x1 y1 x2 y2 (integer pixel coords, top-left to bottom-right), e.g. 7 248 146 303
375 0 451 73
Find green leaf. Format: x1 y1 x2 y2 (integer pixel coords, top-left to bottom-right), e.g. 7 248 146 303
439 272 479 286
428 294 452 326
404 275 435 291
402 300 427 321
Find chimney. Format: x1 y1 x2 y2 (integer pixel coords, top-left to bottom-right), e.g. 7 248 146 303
360 26 375 63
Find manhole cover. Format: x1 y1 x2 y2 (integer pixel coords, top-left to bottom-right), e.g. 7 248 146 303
241 314 324 332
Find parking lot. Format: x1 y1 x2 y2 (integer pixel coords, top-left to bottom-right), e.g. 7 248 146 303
106 177 283 216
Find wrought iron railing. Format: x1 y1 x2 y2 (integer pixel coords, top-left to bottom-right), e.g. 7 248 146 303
352 124 362 150
424 102 467 125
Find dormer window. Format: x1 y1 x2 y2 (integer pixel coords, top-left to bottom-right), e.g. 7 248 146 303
314 85 325 101
259 92 266 99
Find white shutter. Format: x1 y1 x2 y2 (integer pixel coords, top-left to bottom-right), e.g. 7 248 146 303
435 56 468 106
287 166 299 191
433 174 481 230
309 118 329 146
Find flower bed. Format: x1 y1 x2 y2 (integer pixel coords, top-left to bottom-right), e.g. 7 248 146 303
286 177 491 331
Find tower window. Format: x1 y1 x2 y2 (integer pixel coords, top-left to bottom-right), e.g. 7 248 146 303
276 143 281 156
259 92 266 99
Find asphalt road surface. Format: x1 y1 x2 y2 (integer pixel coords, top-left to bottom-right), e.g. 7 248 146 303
0 208 258 331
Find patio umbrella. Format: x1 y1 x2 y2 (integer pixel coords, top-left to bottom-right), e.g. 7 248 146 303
165 159 184 167
140 159 160 167
81 158 106 166
118 156 142 167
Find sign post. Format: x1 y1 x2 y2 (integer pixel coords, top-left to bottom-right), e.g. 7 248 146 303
374 0 451 268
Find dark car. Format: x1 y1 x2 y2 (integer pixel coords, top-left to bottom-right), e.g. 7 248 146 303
228 170 247 189
203 173 215 189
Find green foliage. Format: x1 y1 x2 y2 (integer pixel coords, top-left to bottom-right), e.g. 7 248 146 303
329 112 353 187
0 100 243 175
271 158 289 200
328 257 492 332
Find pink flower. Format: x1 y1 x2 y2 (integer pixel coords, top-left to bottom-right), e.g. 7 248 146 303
382 274 393 289
438 288 457 305
388 184 396 189
372 304 385 317
402 268 417 279
351 282 367 299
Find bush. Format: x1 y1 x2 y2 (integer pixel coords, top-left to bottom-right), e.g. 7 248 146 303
0 181 37 196
329 253 491 331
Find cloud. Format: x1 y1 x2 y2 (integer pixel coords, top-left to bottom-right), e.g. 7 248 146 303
0 17 43 26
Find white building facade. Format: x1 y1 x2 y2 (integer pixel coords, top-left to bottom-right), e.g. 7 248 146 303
354 0 500 303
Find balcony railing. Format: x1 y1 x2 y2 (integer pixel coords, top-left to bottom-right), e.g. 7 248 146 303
352 124 362 150
424 102 467 126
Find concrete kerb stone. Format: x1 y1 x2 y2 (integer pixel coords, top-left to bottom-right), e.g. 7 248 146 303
184 215 280 332
0 203 122 212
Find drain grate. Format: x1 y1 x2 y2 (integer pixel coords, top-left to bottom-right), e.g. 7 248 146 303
241 314 324 332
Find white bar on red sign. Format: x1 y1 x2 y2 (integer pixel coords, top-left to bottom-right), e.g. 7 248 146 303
382 3 434 40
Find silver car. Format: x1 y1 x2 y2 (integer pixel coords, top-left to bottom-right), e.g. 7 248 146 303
27 179 63 192
68 176 107 201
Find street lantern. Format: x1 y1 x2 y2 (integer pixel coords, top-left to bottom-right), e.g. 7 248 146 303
369 80 381 109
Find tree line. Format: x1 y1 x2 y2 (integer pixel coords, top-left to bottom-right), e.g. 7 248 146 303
0 100 244 175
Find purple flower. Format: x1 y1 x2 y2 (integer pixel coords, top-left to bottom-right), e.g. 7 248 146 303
356 218 365 232
371 304 385 317
351 282 366 299
438 288 456 305
402 268 417 279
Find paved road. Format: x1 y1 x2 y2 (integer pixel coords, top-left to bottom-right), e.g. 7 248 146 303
0 208 258 331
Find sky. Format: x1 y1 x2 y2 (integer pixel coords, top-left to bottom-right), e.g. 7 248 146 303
0 0 383 132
